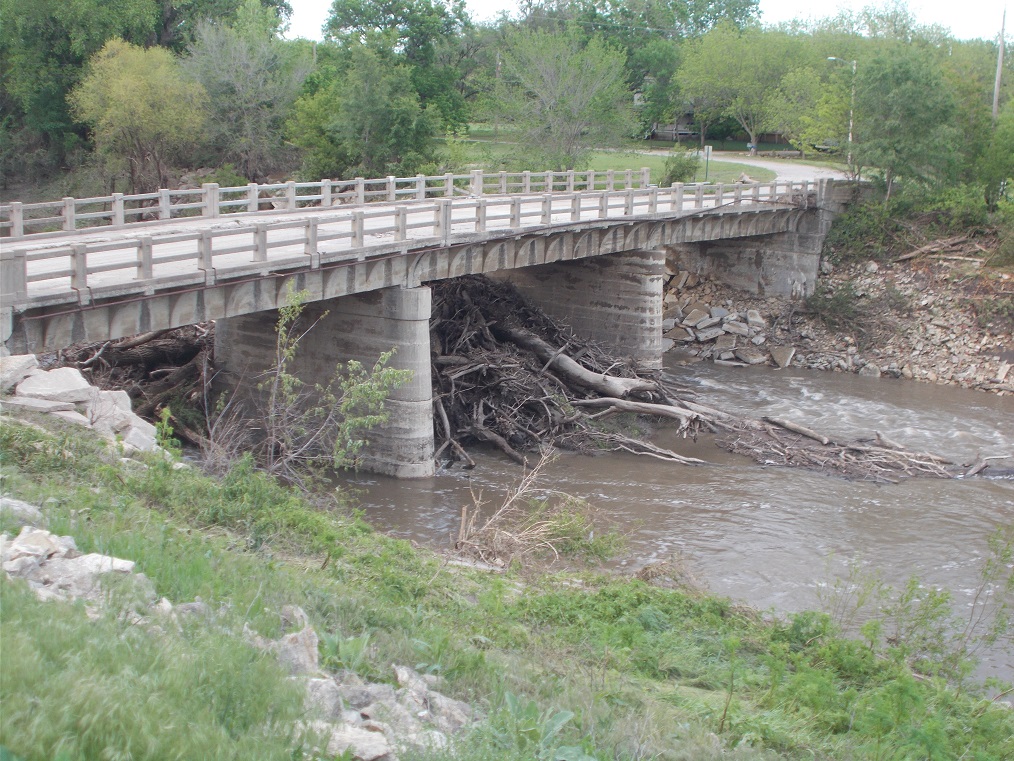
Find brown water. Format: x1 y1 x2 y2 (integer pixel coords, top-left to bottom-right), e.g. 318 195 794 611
341 361 1014 681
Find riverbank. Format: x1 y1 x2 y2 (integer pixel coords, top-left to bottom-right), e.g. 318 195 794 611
2 406 1013 760
662 255 1014 395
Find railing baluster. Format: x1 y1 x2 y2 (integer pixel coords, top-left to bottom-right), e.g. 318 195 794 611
470 169 484 196
587 170 595 191
247 183 259 212
285 181 297 210
624 189 634 215
510 197 522 228
640 167 651 188
566 171 575 192
71 244 87 290
352 211 364 247
355 178 366 205
198 231 214 279
624 169 633 189
395 207 407 240
321 180 332 208
444 173 454 197
435 198 452 240
571 193 580 222
304 219 319 267
545 171 554 193
475 199 487 232
606 170 615 191
522 171 531 193
733 185 742 205
672 183 684 212
10 202 23 238
159 189 172 219
63 198 76 232
203 183 220 218
499 171 508 195
416 175 427 200
387 176 397 202
541 194 553 224
752 183 760 204
136 237 153 280
254 224 268 262
112 193 125 226
0 248 28 301
695 185 705 208
599 192 609 218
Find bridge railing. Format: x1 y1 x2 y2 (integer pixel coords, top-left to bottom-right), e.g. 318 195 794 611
1 180 825 305
0 168 655 240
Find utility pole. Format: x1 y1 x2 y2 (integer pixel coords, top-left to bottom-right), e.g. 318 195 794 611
995 9 1006 124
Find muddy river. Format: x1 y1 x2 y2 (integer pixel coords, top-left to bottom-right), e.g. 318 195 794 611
342 361 1014 682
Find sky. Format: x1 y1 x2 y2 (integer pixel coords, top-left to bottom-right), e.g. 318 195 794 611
285 0 1008 42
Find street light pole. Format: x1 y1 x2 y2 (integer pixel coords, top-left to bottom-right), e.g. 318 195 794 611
828 57 857 168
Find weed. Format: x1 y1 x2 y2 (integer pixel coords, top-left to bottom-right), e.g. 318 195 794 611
804 282 864 332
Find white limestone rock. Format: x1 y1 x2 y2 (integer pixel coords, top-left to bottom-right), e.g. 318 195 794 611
0 354 39 393
16 367 92 403
303 677 345 720
0 497 44 527
325 724 391 761
275 625 320 675
0 397 76 413
49 409 92 428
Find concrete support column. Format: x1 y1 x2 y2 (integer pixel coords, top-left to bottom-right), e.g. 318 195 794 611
215 286 434 478
502 249 665 371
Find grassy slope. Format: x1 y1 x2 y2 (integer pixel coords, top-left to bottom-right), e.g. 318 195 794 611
1 413 1012 761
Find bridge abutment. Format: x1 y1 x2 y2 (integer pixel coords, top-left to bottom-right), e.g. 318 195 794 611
499 249 665 371
214 285 435 478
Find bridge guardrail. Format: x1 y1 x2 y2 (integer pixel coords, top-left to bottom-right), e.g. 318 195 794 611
0 168 659 240
0 180 825 307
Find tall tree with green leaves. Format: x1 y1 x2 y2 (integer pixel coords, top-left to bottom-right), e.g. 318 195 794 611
678 22 798 152
70 39 207 192
495 29 633 169
287 46 437 179
184 0 310 180
853 48 958 198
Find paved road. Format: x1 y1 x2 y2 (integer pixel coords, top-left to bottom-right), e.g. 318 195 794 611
709 152 847 182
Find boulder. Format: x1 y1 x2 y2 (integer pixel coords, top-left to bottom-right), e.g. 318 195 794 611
0 497 44 527
326 724 391 761
49 410 92 428
695 327 725 342
859 363 882 378
713 335 737 351
723 321 750 337
681 309 709 327
0 354 39 393
304 677 345 720
664 327 694 342
0 397 75 413
15 368 92 403
745 310 766 329
770 346 796 369
734 347 768 365
275 625 320 676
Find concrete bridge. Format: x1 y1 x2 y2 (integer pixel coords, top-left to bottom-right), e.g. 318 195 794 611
1 169 853 476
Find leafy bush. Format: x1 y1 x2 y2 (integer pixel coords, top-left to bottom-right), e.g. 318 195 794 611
661 146 700 186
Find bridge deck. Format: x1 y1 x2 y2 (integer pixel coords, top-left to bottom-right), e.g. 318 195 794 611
3 182 818 311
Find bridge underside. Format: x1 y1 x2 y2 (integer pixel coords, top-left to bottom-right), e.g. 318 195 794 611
5 204 841 478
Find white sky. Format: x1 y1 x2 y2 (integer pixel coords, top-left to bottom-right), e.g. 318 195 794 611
285 0 1008 43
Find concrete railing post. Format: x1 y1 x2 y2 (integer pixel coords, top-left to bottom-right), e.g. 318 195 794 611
499 171 508 195
443 173 454 197
715 183 725 206
510 197 522 228
136 237 153 280
198 231 214 277
624 169 633 189
395 207 407 240
434 198 453 241
541 194 553 224
159 189 172 219
254 224 268 262
387 176 397 202
355 178 366 205
522 171 531 193
606 170 615 191
9 202 23 238
640 167 651 188
752 183 761 204
352 211 364 247
112 193 125 226
247 183 259 212
416 175 427 200
62 198 76 232
695 185 705 207
304 219 319 267
321 180 332 208
599 192 609 218
566 170 575 192
71 244 88 290
285 181 297 210
586 170 596 190
545 171 554 193
624 189 634 215
203 184 220 218
0 248 28 302
733 185 742 205
470 169 484 196
571 193 581 222
475 199 487 232
672 183 684 212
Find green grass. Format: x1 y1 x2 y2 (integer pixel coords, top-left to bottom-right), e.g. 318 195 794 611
1 413 1012 761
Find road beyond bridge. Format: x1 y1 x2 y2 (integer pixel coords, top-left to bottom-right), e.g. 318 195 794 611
1 169 855 476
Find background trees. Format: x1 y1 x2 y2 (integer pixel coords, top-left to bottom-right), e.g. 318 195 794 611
69 39 206 192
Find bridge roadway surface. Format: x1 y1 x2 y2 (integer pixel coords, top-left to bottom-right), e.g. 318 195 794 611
7 185 805 308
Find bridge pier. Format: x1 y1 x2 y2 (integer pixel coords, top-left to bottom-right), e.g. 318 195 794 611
499 249 665 371
214 285 435 478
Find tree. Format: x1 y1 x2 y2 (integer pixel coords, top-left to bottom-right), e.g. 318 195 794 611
184 0 309 179
678 23 798 153
765 68 823 155
150 0 292 51
978 102 1014 210
69 40 207 192
495 29 633 170
287 45 437 179
853 48 958 199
